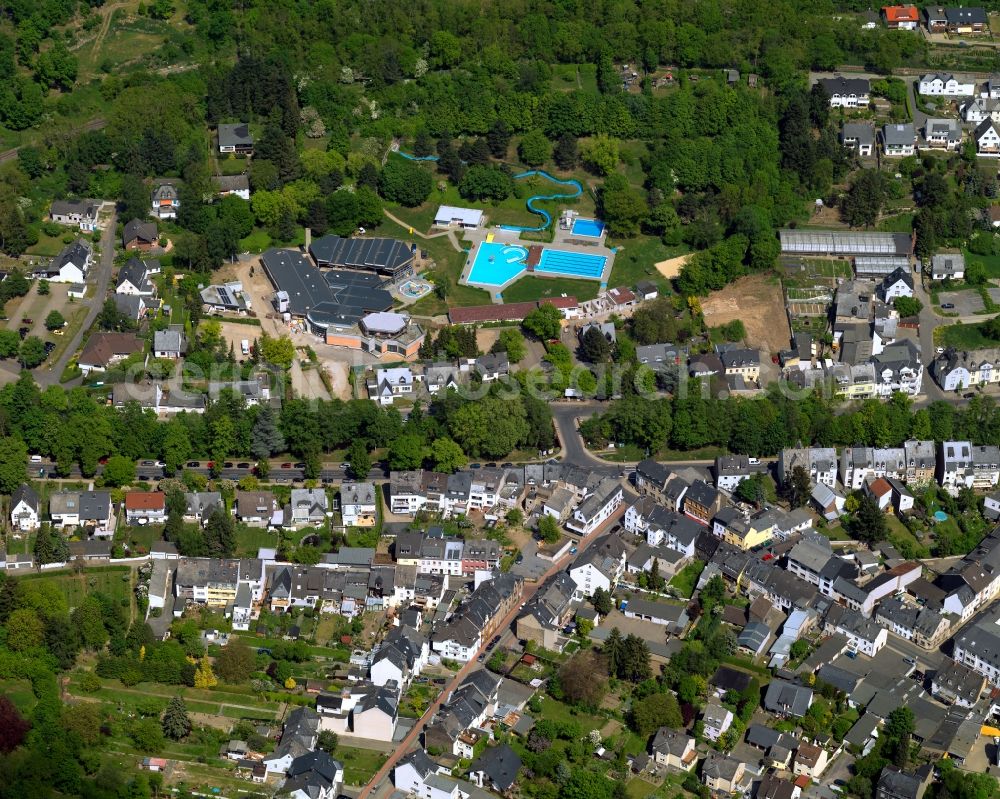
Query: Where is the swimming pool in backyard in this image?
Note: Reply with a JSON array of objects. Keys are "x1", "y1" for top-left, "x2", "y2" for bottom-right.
[
  {"x1": 571, "y1": 218, "x2": 605, "y2": 238},
  {"x1": 466, "y1": 242, "x2": 608, "y2": 287}
]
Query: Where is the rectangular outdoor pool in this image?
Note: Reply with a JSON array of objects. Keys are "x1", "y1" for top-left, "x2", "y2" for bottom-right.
[
  {"x1": 571, "y1": 218, "x2": 605, "y2": 238},
  {"x1": 536, "y1": 248, "x2": 607, "y2": 279},
  {"x1": 466, "y1": 242, "x2": 606, "y2": 287}
]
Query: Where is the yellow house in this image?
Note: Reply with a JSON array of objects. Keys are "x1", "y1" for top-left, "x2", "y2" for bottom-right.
[
  {"x1": 722, "y1": 512, "x2": 776, "y2": 551},
  {"x1": 834, "y1": 363, "x2": 876, "y2": 400}
]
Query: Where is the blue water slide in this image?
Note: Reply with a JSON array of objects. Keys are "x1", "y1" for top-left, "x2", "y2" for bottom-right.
[
  {"x1": 500, "y1": 170, "x2": 583, "y2": 233},
  {"x1": 395, "y1": 150, "x2": 439, "y2": 162}
]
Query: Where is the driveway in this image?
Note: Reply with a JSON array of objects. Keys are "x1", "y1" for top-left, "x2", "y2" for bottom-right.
[
  {"x1": 509, "y1": 538, "x2": 549, "y2": 582},
  {"x1": 937, "y1": 288, "x2": 984, "y2": 316},
  {"x1": 38, "y1": 209, "x2": 117, "y2": 387}
]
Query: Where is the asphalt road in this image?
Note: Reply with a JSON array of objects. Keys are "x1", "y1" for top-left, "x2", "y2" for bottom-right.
[{"x1": 38, "y1": 207, "x2": 117, "y2": 388}]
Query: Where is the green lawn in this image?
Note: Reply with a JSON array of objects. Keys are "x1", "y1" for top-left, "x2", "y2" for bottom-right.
[
  {"x1": 26, "y1": 229, "x2": 73, "y2": 258},
  {"x1": 339, "y1": 746, "x2": 388, "y2": 786},
  {"x1": 537, "y1": 696, "x2": 604, "y2": 733},
  {"x1": 669, "y1": 560, "x2": 706, "y2": 598},
  {"x1": 625, "y1": 778, "x2": 658, "y2": 799},
  {"x1": 0, "y1": 679, "x2": 37, "y2": 713},
  {"x1": 240, "y1": 228, "x2": 273, "y2": 254},
  {"x1": 877, "y1": 213, "x2": 914, "y2": 233},
  {"x1": 502, "y1": 275, "x2": 601, "y2": 303},
  {"x1": 607, "y1": 236, "x2": 685, "y2": 291},
  {"x1": 18, "y1": 567, "x2": 133, "y2": 612},
  {"x1": 934, "y1": 321, "x2": 1000, "y2": 349},
  {"x1": 819, "y1": 523, "x2": 852, "y2": 541},
  {"x1": 235, "y1": 525, "x2": 280, "y2": 557},
  {"x1": 964, "y1": 248, "x2": 1000, "y2": 279}
]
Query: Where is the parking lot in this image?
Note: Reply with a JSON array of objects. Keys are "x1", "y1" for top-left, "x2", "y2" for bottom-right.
[
  {"x1": 4, "y1": 282, "x2": 87, "y2": 369},
  {"x1": 937, "y1": 288, "x2": 984, "y2": 316},
  {"x1": 510, "y1": 538, "x2": 550, "y2": 582}
]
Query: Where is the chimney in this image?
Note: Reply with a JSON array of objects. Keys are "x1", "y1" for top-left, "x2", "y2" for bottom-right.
[{"x1": 304, "y1": 227, "x2": 312, "y2": 251}]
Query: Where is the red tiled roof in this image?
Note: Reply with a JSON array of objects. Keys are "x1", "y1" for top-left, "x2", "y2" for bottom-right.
[
  {"x1": 882, "y1": 5, "x2": 918, "y2": 22},
  {"x1": 125, "y1": 491, "x2": 165, "y2": 510},
  {"x1": 448, "y1": 297, "x2": 578, "y2": 324},
  {"x1": 607, "y1": 286, "x2": 635, "y2": 305},
  {"x1": 868, "y1": 477, "x2": 892, "y2": 497}
]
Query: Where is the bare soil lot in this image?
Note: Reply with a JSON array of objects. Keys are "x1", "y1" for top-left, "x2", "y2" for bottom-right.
[{"x1": 701, "y1": 274, "x2": 791, "y2": 354}]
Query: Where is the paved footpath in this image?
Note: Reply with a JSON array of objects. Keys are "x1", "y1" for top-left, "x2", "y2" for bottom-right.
[{"x1": 353, "y1": 505, "x2": 627, "y2": 799}]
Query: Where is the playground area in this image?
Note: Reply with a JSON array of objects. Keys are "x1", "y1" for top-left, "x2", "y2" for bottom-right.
[{"x1": 397, "y1": 278, "x2": 433, "y2": 300}]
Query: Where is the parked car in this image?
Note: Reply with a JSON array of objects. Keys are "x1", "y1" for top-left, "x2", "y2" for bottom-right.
[
  {"x1": 186, "y1": 461, "x2": 200, "y2": 467},
  {"x1": 941, "y1": 303, "x2": 955, "y2": 309},
  {"x1": 237, "y1": 462, "x2": 250, "y2": 469}
]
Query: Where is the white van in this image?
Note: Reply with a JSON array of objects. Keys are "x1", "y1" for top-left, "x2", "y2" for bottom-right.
[
  {"x1": 29, "y1": 454, "x2": 42, "y2": 463},
  {"x1": 241, "y1": 339, "x2": 250, "y2": 356}
]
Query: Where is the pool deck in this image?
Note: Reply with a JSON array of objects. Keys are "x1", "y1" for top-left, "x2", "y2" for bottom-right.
[{"x1": 459, "y1": 227, "x2": 615, "y2": 302}]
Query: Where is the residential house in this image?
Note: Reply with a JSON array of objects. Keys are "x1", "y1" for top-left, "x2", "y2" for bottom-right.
[
  {"x1": 778, "y1": 447, "x2": 838, "y2": 489},
  {"x1": 218, "y1": 123, "x2": 253, "y2": 155},
  {"x1": 50, "y1": 198, "x2": 100, "y2": 232},
  {"x1": 824, "y1": 602, "x2": 889, "y2": 656},
  {"x1": 368, "y1": 367, "x2": 415, "y2": 405},
  {"x1": 882, "y1": 268, "x2": 914, "y2": 300},
  {"x1": 568, "y1": 534, "x2": 626, "y2": 599},
  {"x1": 720, "y1": 348, "x2": 760, "y2": 383},
  {"x1": 882, "y1": 123, "x2": 916, "y2": 157},
  {"x1": 122, "y1": 219, "x2": 158, "y2": 251},
  {"x1": 469, "y1": 744, "x2": 521, "y2": 794},
  {"x1": 262, "y1": 707, "x2": 320, "y2": 774},
  {"x1": 882, "y1": 5, "x2": 920, "y2": 28},
  {"x1": 516, "y1": 572, "x2": 577, "y2": 651},
  {"x1": 701, "y1": 753, "x2": 747, "y2": 795},
  {"x1": 424, "y1": 362, "x2": 461, "y2": 395},
  {"x1": 904, "y1": 439, "x2": 936, "y2": 483},
  {"x1": 116, "y1": 257, "x2": 158, "y2": 298},
  {"x1": 918, "y1": 73, "x2": 975, "y2": 95},
  {"x1": 976, "y1": 119, "x2": 1000, "y2": 155},
  {"x1": 394, "y1": 750, "x2": 445, "y2": 795},
  {"x1": 938, "y1": 441, "x2": 974, "y2": 492},
  {"x1": 114, "y1": 294, "x2": 147, "y2": 322},
  {"x1": 184, "y1": 492, "x2": 222, "y2": 526},
  {"x1": 650, "y1": 728, "x2": 698, "y2": 772},
  {"x1": 49, "y1": 491, "x2": 114, "y2": 536},
  {"x1": 35, "y1": 240, "x2": 91, "y2": 284},
  {"x1": 793, "y1": 743, "x2": 829, "y2": 781},
  {"x1": 701, "y1": 702, "x2": 734, "y2": 743},
  {"x1": 875, "y1": 766, "x2": 933, "y2": 799},
  {"x1": 472, "y1": 352, "x2": 509, "y2": 382},
  {"x1": 342, "y1": 483, "x2": 377, "y2": 527},
  {"x1": 973, "y1": 444, "x2": 1000, "y2": 489},
  {"x1": 431, "y1": 574, "x2": 523, "y2": 661},
  {"x1": 236, "y1": 490, "x2": 278, "y2": 527},
  {"x1": 817, "y1": 76, "x2": 870, "y2": 108},
  {"x1": 841, "y1": 122, "x2": 876, "y2": 156},
  {"x1": 565, "y1": 477, "x2": 624, "y2": 535},
  {"x1": 715, "y1": 455, "x2": 755, "y2": 493},
  {"x1": 923, "y1": 118, "x2": 963, "y2": 150},
  {"x1": 962, "y1": 96, "x2": 1000, "y2": 124},
  {"x1": 940, "y1": 5, "x2": 988, "y2": 33},
  {"x1": 764, "y1": 680, "x2": 813, "y2": 718},
  {"x1": 290, "y1": 488, "x2": 330, "y2": 528},
  {"x1": 153, "y1": 327, "x2": 184, "y2": 359},
  {"x1": 9, "y1": 484, "x2": 39, "y2": 532},
  {"x1": 125, "y1": 491, "x2": 166, "y2": 524},
  {"x1": 280, "y1": 750, "x2": 343, "y2": 799},
  {"x1": 212, "y1": 174, "x2": 251, "y2": 201},
  {"x1": 622, "y1": 598, "x2": 689, "y2": 634},
  {"x1": 811, "y1": 483, "x2": 847, "y2": 520},
  {"x1": 390, "y1": 471, "x2": 429, "y2": 516},
  {"x1": 930, "y1": 658, "x2": 986, "y2": 707},
  {"x1": 682, "y1": 480, "x2": 723, "y2": 526},
  {"x1": 175, "y1": 557, "x2": 243, "y2": 608},
  {"x1": 931, "y1": 252, "x2": 966, "y2": 280},
  {"x1": 151, "y1": 183, "x2": 179, "y2": 219}
]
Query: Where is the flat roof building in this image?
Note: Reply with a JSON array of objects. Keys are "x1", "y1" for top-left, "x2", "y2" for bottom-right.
[{"x1": 308, "y1": 234, "x2": 415, "y2": 278}]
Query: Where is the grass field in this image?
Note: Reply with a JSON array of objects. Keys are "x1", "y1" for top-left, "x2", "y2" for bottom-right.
[
  {"x1": 625, "y1": 778, "x2": 658, "y2": 799},
  {"x1": 0, "y1": 679, "x2": 37, "y2": 713},
  {"x1": 339, "y1": 746, "x2": 388, "y2": 786},
  {"x1": 18, "y1": 566, "x2": 133, "y2": 612},
  {"x1": 965, "y1": 249, "x2": 1000, "y2": 279},
  {"x1": 669, "y1": 561, "x2": 706, "y2": 598},
  {"x1": 26, "y1": 230, "x2": 75, "y2": 258},
  {"x1": 608, "y1": 237, "x2": 685, "y2": 291},
  {"x1": 235, "y1": 525, "x2": 279, "y2": 557},
  {"x1": 934, "y1": 320, "x2": 1000, "y2": 349},
  {"x1": 502, "y1": 275, "x2": 601, "y2": 303},
  {"x1": 537, "y1": 696, "x2": 605, "y2": 733}
]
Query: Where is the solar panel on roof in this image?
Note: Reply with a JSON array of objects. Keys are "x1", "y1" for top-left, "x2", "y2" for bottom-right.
[{"x1": 217, "y1": 287, "x2": 232, "y2": 306}]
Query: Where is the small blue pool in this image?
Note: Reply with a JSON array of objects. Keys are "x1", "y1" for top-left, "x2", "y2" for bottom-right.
[
  {"x1": 571, "y1": 218, "x2": 605, "y2": 238},
  {"x1": 934, "y1": 510, "x2": 948, "y2": 522}
]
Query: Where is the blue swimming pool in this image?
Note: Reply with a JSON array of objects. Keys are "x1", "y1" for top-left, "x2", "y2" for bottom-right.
[
  {"x1": 537, "y1": 249, "x2": 607, "y2": 278},
  {"x1": 571, "y1": 218, "x2": 605, "y2": 238},
  {"x1": 467, "y1": 242, "x2": 607, "y2": 287},
  {"x1": 467, "y1": 242, "x2": 529, "y2": 285}
]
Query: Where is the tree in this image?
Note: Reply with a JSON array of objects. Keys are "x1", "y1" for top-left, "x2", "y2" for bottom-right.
[
  {"x1": 618, "y1": 634, "x2": 651, "y2": 682},
  {"x1": 557, "y1": 650, "x2": 608, "y2": 707},
  {"x1": 599, "y1": 173, "x2": 648, "y2": 236},
  {"x1": 378, "y1": 157, "x2": 432, "y2": 206},
  {"x1": 893, "y1": 296, "x2": 923, "y2": 318},
  {"x1": 259, "y1": 334, "x2": 295, "y2": 369},
  {"x1": 0, "y1": 436, "x2": 27, "y2": 493},
  {"x1": 885, "y1": 706, "x2": 914, "y2": 768},
  {"x1": 0, "y1": 696, "x2": 29, "y2": 753},
  {"x1": 251, "y1": 406, "x2": 285, "y2": 460},
  {"x1": 518, "y1": 130, "x2": 552, "y2": 166},
  {"x1": 193, "y1": 655, "x2": 218, "y2": 689},
  {"x1": 347, "y1": 440, "x2": 372, "y2": 480},
  {"x1": 592, "y1": 587, "x2": 613, "y2": 616},
  {"x1": 580, "y1": 326, "x2": 612, "y2": 363},
  {"x1": 580, "y1": 134, "x2": 620, "y2": 176},
  {"x1": 204, "y1": 506, "x2": 236, "y2": 558},
  {"x1": 630, "y1": 692, "x2": 683, "y2": 737},
  {"x1": 459, "y1": 165, "x2": 513, "y2": 201},
  {"x1": 494, "y1": 328, "x2": 526, "y2": 363},
  {"x1": 161, "y1": 696, "x2": 191, "y2": 740},
  {"x1": 848, "y1": 494, "x2": 889, "y2": 545},
  {"x1": 18, "y1": 336, "x2": 46, "y2": 368},
  {"x1": 102, "y1": 455, "x2": 136, "y2": 487},
  {"x1": 44, "y1": 310, "x2": 65, "y2": 330},
  {"x1": 487, "y1": 119, "x2": 511, "y2": 158},
  {"x1": 389, "y1": 434, "x2": 424, "y2": 470},
  {"x1": 554, "y1": 135, "x2": 578, "y2": 169},
  {"x1": 317, "y1": 730, "x2": 339, "y2": 753},
  {"x1": 786, "y1": 465, "x2": 813, "y2": 509},
  {"x1": 841, "y1": 170, "x2": 889, "y2": 228},
  {"x1": 128, "y1": 718, "x2": 165, "y2": 753},
  {"x1": 0, "y1": 328, "x2": 19, "y2": 358},
  {"x1": 119, "y1": 174, "x2": 150, "y2": 220},
  {"x1": 214, "y1": 640, "x2": 256, "y2": 684},
  {"x1": 6, "y1": 607, "x2": 44, "y2": 651},
  {"x1": 522, "y1": 304, "x2": 562, "y2": 340},
  {"x1": 538, "y1": 514, "x2": 561, "y2": 543},
  {"x1": 430, "y1": 437, "x2": 465, "y2": 473}
]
